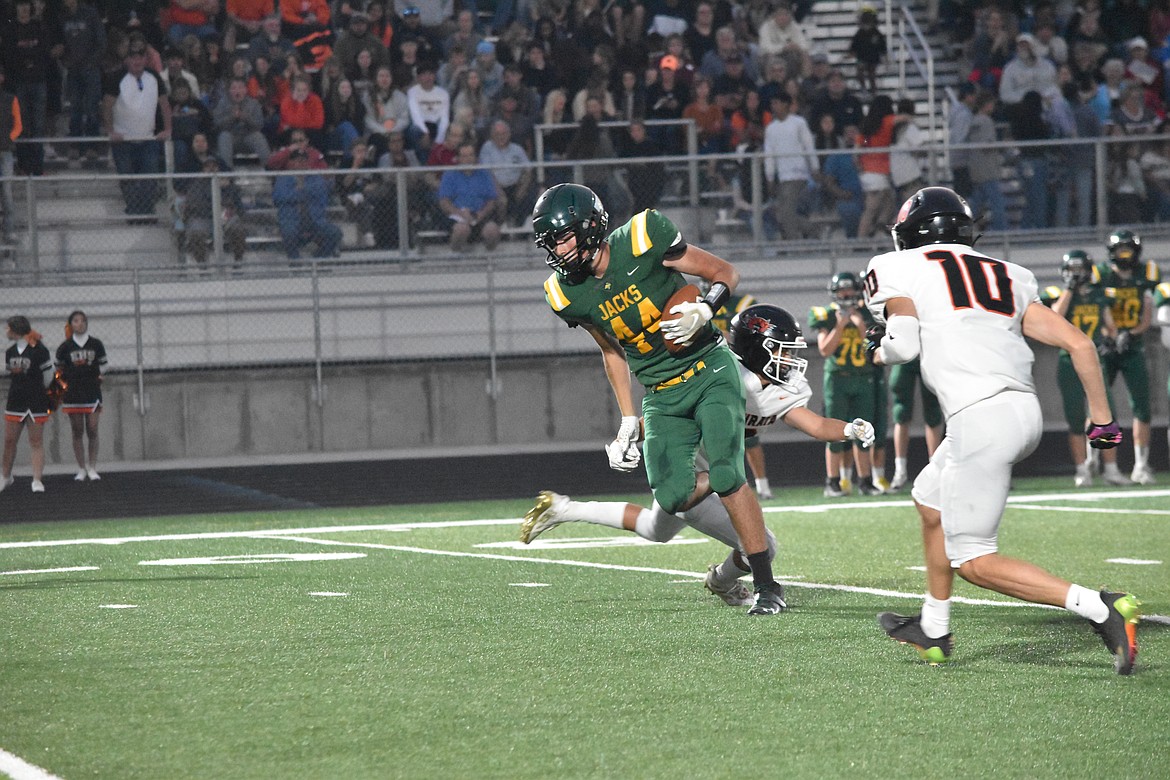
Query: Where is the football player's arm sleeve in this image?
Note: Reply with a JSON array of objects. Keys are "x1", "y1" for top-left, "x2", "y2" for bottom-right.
[
  {"x1": 584, "y1": 324, "x2": 637, "y2": 418},
  {"x1": 875, "y1": 313, "x2": 920, "y2": 365}
]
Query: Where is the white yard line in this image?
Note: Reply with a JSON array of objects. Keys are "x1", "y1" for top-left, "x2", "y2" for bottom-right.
[
  {"x1": 0, "y1": 748, "x2": 63, "y2": 780},
  {"x1": 3, "y1": 487, "x2": 1167, "y2": 550},
  {"x1": 261, "y1": 534, "x2": 1064, "y2": 611}
]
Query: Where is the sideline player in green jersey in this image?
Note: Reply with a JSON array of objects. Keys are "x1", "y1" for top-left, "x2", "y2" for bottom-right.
[
  {"x1": 532, "y1": 182, "x2": 787, "y2": 615},
  {"x1": 1041, "y1": 250, "x2": 1127, "y2": 487},
  {"x1": 808, "y1": 272, "x2": 884, "y2": 496},
  {"x1": 1097, "y1": 229, "x2": 1161, "y2": 484}
]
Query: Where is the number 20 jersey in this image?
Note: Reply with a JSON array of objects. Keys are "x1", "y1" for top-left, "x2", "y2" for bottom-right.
[{"x1": 864, "y1": 242, "x2": 1038, "y2": 420}]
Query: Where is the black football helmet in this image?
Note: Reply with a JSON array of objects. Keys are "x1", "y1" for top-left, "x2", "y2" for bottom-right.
[
  {"x1": 729, "y1": 304, "x2": 809, "y2": 388},
  {"x1": 828, "y1": 271, "x2": 862, "y2": 306},
  {"x1": 532, "y1": 183, "x2": 610, "y2": 281},
  {"x1": 1107, "y1": 229, "x2": 1141, "y2": 272},
  {"x1": 1061, "y1": 249, "x2": 1094, "y2": 287},
  {"x1": 891, "y1": 186, "x2": 975, "y2": 250}
]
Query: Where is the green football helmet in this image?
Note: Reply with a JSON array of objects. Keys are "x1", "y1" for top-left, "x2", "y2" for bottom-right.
[
  {"x1": 532, "y1": 183, "x2": 610, "y2": 279},
  {"x1": 828, "y1": 271, "x2": 861, "y2": 305},
  {"x1": 1061, "y1": 249, "x2": 1094, "y2": 287},
  {"x1": 1107, "y1": 229, "x2": 1141, "y2": 271}
]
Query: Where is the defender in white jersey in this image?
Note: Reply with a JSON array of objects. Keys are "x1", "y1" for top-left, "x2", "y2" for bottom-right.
[
  {"x1": 863, "y1": 186, "x2": 1141, "y2": 674},
  {"x1": 520, "y1": 305, "x2": 874, "y2": 609}
]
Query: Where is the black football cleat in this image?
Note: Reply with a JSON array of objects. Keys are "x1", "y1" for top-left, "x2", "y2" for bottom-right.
[
  {"x1": 878, "y1": 611, "x2": 954, "y2": 664},
  {"x1": 747, "y1": 581, "x2": 787, "y2": 615},
  {"x1": 1091, "y1": 590, "x2": 1141, "y2": 675}
]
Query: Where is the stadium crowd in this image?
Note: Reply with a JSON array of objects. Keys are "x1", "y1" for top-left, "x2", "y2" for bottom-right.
[{"x1": 3, "y1": 0, "x2": 1170, "y2": 251}]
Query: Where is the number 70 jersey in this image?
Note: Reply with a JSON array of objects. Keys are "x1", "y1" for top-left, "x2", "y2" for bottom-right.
[{"x1": 863, "y1": 242, "x2": 1039, "y2": 420}]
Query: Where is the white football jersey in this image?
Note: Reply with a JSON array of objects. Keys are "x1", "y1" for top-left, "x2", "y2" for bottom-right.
[
  {"x1": 864, "y1": 242, "x2": 1038, "y2": 419},
  {"x1": 739, "y1": 363, "x2": 813, "y2": 430}
]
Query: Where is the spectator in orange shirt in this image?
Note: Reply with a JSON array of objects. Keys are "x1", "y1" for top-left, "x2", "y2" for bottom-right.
[
  {"x1": 224, "y1": 0, "x2": 275, "y2": 51},
  {"x1": 280, "y1": 74, "x2": 325, "y2": 148},
  {"x1": 280, "y1": 0, "x2": 330, "y2": 40},
  {"x1": 166, "y1": 0, "x2": 220, "y2": 45},
  {"x1": 856, "y1": 94, "x2": 907, "y2": 238}
]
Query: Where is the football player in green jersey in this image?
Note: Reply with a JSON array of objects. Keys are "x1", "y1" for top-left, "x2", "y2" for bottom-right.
[
  {"x1": 808, "y1": 271, "x2": 884, "y2": 496},
  {"x1": 533, "y1": 182, "x2": 787, "y2": 615},
  {"x1": 1041, "y1": 250, "x2": 1127, "y2": 487},
  {"x1": 1097, "y1": 230, "x2": 1162, "y2": 484}
]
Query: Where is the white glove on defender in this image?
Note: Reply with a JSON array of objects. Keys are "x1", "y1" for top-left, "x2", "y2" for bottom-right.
[
  {"x1": 661, "y1": 301, "x2": 714, "y2": 346},
  {"x1": 605, "y1": 416, "x2": 642, "y2": 472},
  {"x1": 843, "y1": 418, "x2": 875, "y2": 448}
]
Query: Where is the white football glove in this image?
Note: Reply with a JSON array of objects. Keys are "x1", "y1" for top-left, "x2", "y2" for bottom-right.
[
  {"x1": 661, "y1": 300, "x2": 714, "y2": 346},
  {"x1": 605, "y1": 416, "x2": 642, "y2": 472},
  {"x1": 843, "y1": 418, "x2": 875, "y2": 448}
]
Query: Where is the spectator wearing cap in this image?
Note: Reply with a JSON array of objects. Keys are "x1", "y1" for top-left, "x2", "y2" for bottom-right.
[
  {"x1": 757, "y1": 3, "x2": 810, "y2": 74},
  {"x1": 763, "y1": 91, "x2": 817, "y2": 240},
  {"x1": 646, "y1": 56, "x2": 690, "y2": 154},
  {"x1": 394, "y1": 4, "x2": 442, "y2": 62},
  {"x1": 334, "y1": 11, "x2": 392, "y2": 75},
  {"x1": 406, "y1": 61, "x2": 450, "y2": 154},
  {"x1": 999, "y1": 32, "x2": 1058, "y2": 108},
  {"x1": 1123, "y1": 37, "x2": 1164, "y2": 113},
  {"x1": 443, "y1": 9, "x2": 482, "y2": 59},
  {"x1": 394, "y1": 0, "x2": 452, "y2": 32},
  {"x1": 224, "y1": 0, "x2": 275, "y2": 51},
  {"x1": 166, "y1": 0, "x2": 220, "y2": 45},
  {"x1": 4, "y1": 0, "x2": 51, "y2": 177},
  {"x1": 473, "y1": 40, "x2": 504, "y2": 101},
  {"x1": 847, "y1": 7, "x2": 886, "y2": 96},
  {"x1": 101, "y1": 39, "x2": 172, "y2": 220},
  {"x1": 807, "y1": 69, "x2": 864, "y2": 137},
  {"x1": 713, "y1": 53, "x2": 756, "y2": 99},
  {"x1": 54, "y1": 0, "x2": 106, "y2": 158}
]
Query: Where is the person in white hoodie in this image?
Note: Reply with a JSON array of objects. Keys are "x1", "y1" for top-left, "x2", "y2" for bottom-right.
[{"x1": 998, "y1": 33, "x2": 1058, "y2": 108}]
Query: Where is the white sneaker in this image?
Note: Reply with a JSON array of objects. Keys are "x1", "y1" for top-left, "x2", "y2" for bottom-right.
[
  {"x1": 519, "y1": 490, "x2": 570, "y2": 544},
  {"x1": 1074, "y1": 467, "x2": 1093, "y2": 488},
  {"x1": 0, "y1": 475, "x2": 12, "y2": 493},
  {"x1": 1130, "y1": 465, "x2": 1156, "y2": 485},
  {"x1": 31, "y1": 480, "x2": 45, "y2": 493},
  {"x1": 703, "y1": 563, "x2": 754, "y2": 606},
  {"x1": 75, "y1": 469, "x2": 88, "y2": 481},
  {"x1": 1103, "y1": 468, "x2": 1132, "y2": 486},
  {"x1": 890, "y1": 472, "x2": 908, "y2": 491},
  {"x1": 86, "y1": 467, "x2": 101, "y2": 481}
]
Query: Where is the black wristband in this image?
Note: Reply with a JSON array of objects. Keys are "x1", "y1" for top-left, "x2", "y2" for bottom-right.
[{"x1": 702, "y1": 281, "x2": 731, "y2": 314}]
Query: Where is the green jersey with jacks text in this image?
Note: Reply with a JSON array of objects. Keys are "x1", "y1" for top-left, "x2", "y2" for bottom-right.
[
  {"x1": 1040, "y1": 277, "x2": 1112, "y2": 356},
  {"x1": 1096, "y1": 260, "x2": 1162, "y2": 331},
  {"x1": 807, "y1": 302, "x2": 878, "y2": 377},
  {"x1": 543, "y1": 209, "x2": 721, "y2": 387}
]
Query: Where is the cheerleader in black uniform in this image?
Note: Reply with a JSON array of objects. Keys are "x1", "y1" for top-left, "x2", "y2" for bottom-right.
[
  {"x1": 57, "y1": 311, "x2": 108, "y2": 481},
  {"x1": 3, "y1": 316, "x2": 54, "y2": 494}
]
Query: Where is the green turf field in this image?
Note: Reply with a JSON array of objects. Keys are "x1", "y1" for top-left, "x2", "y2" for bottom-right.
[{"x1": 1, "y1": 477, "x2": 1167, "y2": 779}]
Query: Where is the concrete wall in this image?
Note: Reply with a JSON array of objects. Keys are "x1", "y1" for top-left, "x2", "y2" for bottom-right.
[{"x1": 35, "y1": 338, "x2": 1170, "y2": 468}]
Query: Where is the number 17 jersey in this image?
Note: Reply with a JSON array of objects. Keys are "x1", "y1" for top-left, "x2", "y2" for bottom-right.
[{"x1": 864, "y1": 242, "x2": 1038, "y2": 420}]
